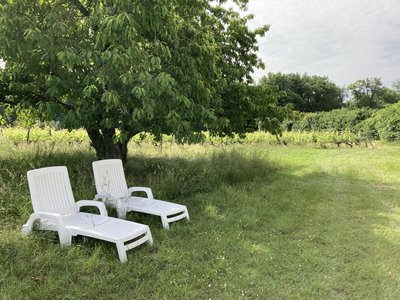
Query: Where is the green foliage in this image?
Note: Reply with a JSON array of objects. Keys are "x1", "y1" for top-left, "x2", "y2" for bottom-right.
[
  {"x1": 247, "y1": 130, "x2": 366, "y2": 148},
  {"x1": 281, "y1": 100, "x2": 400, "y2": 144},
  {"x1": 13, "y1": 106, "x2": 37, "y2": 129},
  {"x1": 367, "y1": 102, "x2": 400, "y2": 141},
  {"x1": 0, "y1": 103, "x2": 16, "y2": 125},
  {"x1": 252, "y1": 84, "x2": 293, "y2": 136},
  {"x1": 1, "y1": 127, "x2": 376, "y2": 151},
  {"x1": 0, "y1": 0, "x2": 270, "y2": 161},
  {"x1": 288, "y1": 108, "x2": 375, "y2": 132},
  {"x1": 347, "y1": 77, "x2": 400, "y2": 109},
  {"x1": 2, "y1": 127, "x2": 89, "y2": 146},
  {"x1": 392, "y1": 79, "x2": 400, "y2": 94},
  {"x1": 259, "y1": 72, "x2": 344, "y2": 112}
]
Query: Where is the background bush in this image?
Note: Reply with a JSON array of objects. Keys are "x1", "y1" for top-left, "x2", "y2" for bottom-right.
[
  {"x1": 367, "y1": 102, "x2": 400, "y2": 142},
  {"x1": 287, "y1": 108, "x2": 375, "y2": 132}
]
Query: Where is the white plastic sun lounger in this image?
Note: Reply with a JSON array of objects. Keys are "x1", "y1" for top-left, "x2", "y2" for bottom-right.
[
  {"x1": 21, "y1": 166, "x2": 153, "y2": 263},
  {"x1": 92, "y1": 159, "x2": 189, "y2": 229}
]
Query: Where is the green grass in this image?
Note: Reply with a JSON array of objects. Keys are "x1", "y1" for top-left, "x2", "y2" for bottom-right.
[{"x1": 1, "y1": 134, "x2": 400, "y2": 298}]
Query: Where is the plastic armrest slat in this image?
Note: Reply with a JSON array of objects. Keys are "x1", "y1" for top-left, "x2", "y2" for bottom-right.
[
  {"x1": 76, "y1": 200, "x2": 108, "y2": 216},
  {"x1": 128, "y1": 186, "x2": 154, "y2": 199}
]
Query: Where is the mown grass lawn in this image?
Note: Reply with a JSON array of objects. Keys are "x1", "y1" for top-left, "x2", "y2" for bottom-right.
[{"x1": 1, "y1": 139, "x2": 400, "y2": 299}]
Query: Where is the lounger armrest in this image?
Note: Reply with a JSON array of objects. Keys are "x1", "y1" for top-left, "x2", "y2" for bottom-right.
[
  {"x1": 128, "y1": 186, "x2": 154, "y2": 199},
  {"x1": 34, "y1": 212, "x2": 66, "y2": 226},
  {"x1": 76, "y1": 200, "x2": 108, "y2": 216},
  {"x1": 21, "y1": 212, "x2": 73, "y2": 247},
  {"x1": 22, "y1": 212, "x2": 66, "y2": 234}
]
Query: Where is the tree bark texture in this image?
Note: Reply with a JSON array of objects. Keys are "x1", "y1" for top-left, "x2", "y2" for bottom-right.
[{"x1": 87, "y1": 128, "x2": 129, "y2": 163}]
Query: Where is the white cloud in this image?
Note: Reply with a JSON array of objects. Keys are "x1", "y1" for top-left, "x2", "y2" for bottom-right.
[{"x1": 240, "y1": 0, "x2": 400, "y2": 86}]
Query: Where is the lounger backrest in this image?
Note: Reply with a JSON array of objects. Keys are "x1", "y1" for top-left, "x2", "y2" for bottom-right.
[
  {"x1": 92, "y1": 159, "x2": 129, "y2": 198},
  {"x1": 27, "y1": 166, "x2": 77, "y2": 215}
]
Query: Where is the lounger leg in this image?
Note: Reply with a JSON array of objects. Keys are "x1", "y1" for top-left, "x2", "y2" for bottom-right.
[
  {"x1": 21, "y1": 215, "x2": 39, "y2": 236},
  {"x1": 161, "y1": 216, "x2": 170, "y2": 230},
  {"x1": 147, "y1": 230, "x2": 154, "y2": 245},
  {"x1": 185, "y1": 208, "x2": 190, "y2": 220},
  {"x1": 116, "y1": 243, "x2": 128, "y2": 263},
  {"x1": 117, "y1": 208, "x2": 127, "y2": 220},
  {"x1": 21, "y1": 214, "x2": 72, "y2": 247},
  {"x1": 58, "y1": 233, "x2": 72, "y2": 247}
]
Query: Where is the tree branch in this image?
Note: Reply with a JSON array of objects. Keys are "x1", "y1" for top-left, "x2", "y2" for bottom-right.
[
  {"x1": 70, "y1": 0, "x2": 90, "y2": 17},
  {"x1": 31, "y1": 93, "x2": 76, "y2": 110},
  {"x1": 1, "y1": 93, "x2": 76, "y2": 111},
  {"x1": 0, "y1": 97, "x2": 15, "y2": 105}
]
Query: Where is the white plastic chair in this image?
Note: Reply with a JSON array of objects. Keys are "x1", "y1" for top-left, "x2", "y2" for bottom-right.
[
  {"x1": 21, "y1": 166, "x2": 153, "y2": 263},
  {"x1": 92, "y1": 159, "x2": 189, "y2": 229}
]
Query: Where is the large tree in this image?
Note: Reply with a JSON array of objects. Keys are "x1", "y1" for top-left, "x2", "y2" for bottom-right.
[
  {"x1": 259, "y1": 72, "x2": 344, "y2": 112},
  {"x1": 0, "y1": 0, "x2": 268, "y2": 161},
  {"x1": 347, "y1": 77, "x2": 400, "y2": 109}
]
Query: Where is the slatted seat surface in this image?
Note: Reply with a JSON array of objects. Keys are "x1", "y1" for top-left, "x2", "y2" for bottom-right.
[{"x1": 128, "y1": 197, "x2": 187, "y2": 215}]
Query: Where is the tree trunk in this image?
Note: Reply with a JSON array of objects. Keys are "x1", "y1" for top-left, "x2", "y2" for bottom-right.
[
  {"x1": 275, "y1": 133, "x2": 281, "y2": 145},
  {"x1": 87, "y1": 128, "x2": 131, "y2": 163},
  {"x1": 26, "y1": 126, "x2": 31, "y2": 144}
]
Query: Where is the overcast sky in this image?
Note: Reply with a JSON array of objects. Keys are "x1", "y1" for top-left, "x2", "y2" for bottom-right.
[{"x1": 237, "y1": 0, "x2": 400, "y2": 87}]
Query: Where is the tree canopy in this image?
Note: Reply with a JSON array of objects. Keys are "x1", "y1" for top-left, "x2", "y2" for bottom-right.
[
  {"x1": 258, "y1": 72, "x2": 344, "y2": 112},
  {"x1": 0, "y1": 0, "x2": 269, "y2": 161},
  {"x1": 347, "y1": 78, "x2": 400, "y2": 109}
]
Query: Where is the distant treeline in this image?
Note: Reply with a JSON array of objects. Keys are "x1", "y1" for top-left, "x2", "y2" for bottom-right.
[
  {"x1": 258, "y1": 73, "x2": 400, "y2": 143},
  {"x1": 259, "y1": 73, "x2": 400, "y2": 113}
]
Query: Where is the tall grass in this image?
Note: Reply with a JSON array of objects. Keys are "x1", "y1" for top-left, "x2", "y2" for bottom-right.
[
  {"x1": 126, "y1": 149, "x2": 274, "y2": 200},
  {"x1": 0, "y1": 134, "x2": 275, "y2": 225}
]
